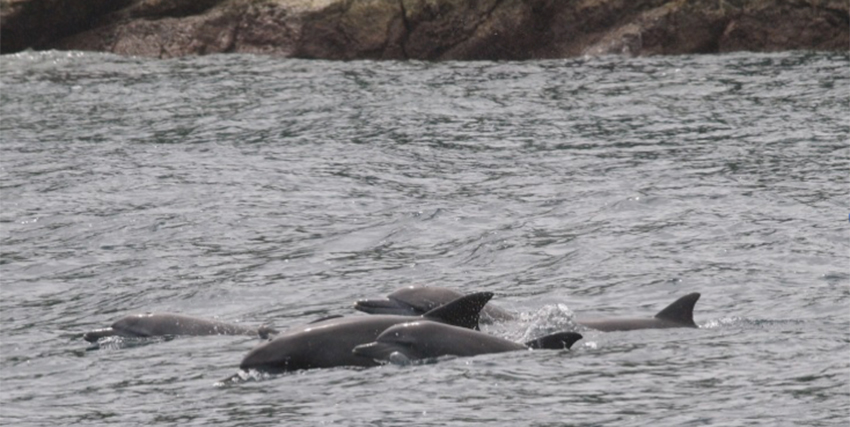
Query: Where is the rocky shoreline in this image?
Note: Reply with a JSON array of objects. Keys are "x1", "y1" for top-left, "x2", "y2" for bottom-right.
[{"x1": 1, "y1": 0, "x2": 848, "y2": 59}]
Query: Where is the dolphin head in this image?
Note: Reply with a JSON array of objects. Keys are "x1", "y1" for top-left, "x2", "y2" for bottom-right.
[
  {"x1": 353, "y1": 297, "x2": 422, "y2": 316},
  {"x1": 351, "y1": 321, "x2": 439, "y2": 363},
  {"x1": 83, "y1": 327, "x2": 117, "y2": 343},
  {"x1": 257, "y1": 325, "x2": 279, "y2": 339},
  {"x1": 240, "y1": 338, "x2": 297, "y2": 372},
  {"x1": 353, "y1": 341, "x2": 420, "y2": 365},
  {"x1": 111, "y1": 313, "x2": 157, "y2": 338},
  {"x1": 354, "y1": 286, "x2": 464, "y2": 316},
  {"x1": 352, "y1": 338, "x2": 424, "y2": 365}
]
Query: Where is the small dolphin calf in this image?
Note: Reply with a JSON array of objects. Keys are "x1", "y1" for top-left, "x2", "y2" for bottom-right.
[
  {"x1": 239, "y1": 292, "x2": 493, "y2": 373},
  {"x1": 83, "y1": 313, "x2": 277, "y2": 343},
  {"x1": 353, "y1": 320, "x2": 583, "y2": 364},
  {"x1": 576, "y1": 293, "x2": 701, "y2": 332},
  {"x1": 354, "y1": 286, "x2": 515, "y2": 323}
]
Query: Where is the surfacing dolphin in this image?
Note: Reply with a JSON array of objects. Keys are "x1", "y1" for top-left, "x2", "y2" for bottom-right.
[
  {"x1": 353, "y1": 320, "x2": 583, "y2": 364},
  {"x1": 354, "y1": 286, "x2": 515, "y2": 323},
  {"x1": 356, "y1": 287, "x2": 700, "y2": 332},
  {"x1": 576, "y1": 292, "x2": 701, "y2": 332},
  {"x1": 239, "y1": 292, "x2": 493, "y2": 373},
  {"x1": 83, "y1": 313, "x2": 278, "y2": 343}
]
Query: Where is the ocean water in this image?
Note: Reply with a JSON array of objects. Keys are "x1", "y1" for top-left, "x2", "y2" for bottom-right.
[{"x1": 0, "y1": 50, "x2": 848, "y2": 426}]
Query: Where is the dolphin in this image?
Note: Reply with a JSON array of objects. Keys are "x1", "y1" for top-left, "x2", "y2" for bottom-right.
[
  {"x1": 83, "y1": 313, "x2": 278, "y2": 343},
  {"x1": 354, "y1": 286, "x2": 515, "y2": 323},
  {"x1": 576, "y1": 292, "x2": 701, "y2": 332},
  {"x1": 352, "y1": 320, "x2": 583, "y2": 364},
  {"x1": 239, "y1": 292, "x2": 493, "y2": 373}
]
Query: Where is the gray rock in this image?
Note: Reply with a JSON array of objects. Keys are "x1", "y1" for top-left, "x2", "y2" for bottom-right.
[{"x1": 1, "y1": 0, "x2": 847, "y2": 59}]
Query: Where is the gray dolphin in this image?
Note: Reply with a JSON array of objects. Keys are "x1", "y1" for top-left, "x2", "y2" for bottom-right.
[
  {"x1": 353, "y1": 320, "x2": 583, "y2": 364},
  {"x1": 354, "y1": 286, "x2": 515, "y2": 323},
  {"x1": 83, "y1": 313, "x2": 278, "y2": 343},
  {"x1": 239, "y1": 292, "x2": 493, "y2": 373},
  {"x1": 576, "y1": 292, "x2": 701, "y2": 332}
]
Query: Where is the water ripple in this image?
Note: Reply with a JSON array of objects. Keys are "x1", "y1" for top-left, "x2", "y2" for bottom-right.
[{"x1": 1, "y1": 50, "x2": 848, "y2": 427}]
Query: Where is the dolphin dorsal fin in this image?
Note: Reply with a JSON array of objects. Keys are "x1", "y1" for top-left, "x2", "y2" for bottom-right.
[
  {"x1": 422, "y1": 292, "x2": 493, "y2": 330},
  {"x1": 654, "y1": 292, "x2": 700, "y2": 327},
  {"x1": 525, "y1": 332, "x2": 583, "y2": 350}
]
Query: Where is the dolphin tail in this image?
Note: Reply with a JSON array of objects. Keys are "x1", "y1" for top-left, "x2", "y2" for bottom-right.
[
  {"x1": 422, "y1": 292, "x2": 494, "y2": 330},
  {"x1": 653, "y1": 292, "x2": 700, "y2": 327},
  {"x1": 525, "y1": 332, "x2": 583, "y2": 350}
]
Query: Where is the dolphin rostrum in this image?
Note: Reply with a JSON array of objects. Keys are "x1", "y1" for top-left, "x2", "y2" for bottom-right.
[
  {"x1": 576, "y1": 293, "x2": 701, "y2": 332},
  {"x1": 239, "y1": 292, "x2": 493, "y2": 373},
  {"x1": 354, "y1": 286, "x2": 515, "y2": 323},
  {"x1": 353, "y1": 320, "x2": 583, "y2": 364},
  {"x1": 83, "y1": 313, "x2": 278, "y2": 343}
]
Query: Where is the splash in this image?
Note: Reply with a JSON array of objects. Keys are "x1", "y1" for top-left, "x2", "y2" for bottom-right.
[
  {"x1": 85, "y1": 335, "x2": 173, "y2": 351},
  {"x1": 517, "y1": 303, "x2": 581, "y2": 344}
]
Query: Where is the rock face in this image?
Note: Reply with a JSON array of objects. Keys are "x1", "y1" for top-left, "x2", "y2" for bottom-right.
[{"x1": 1, "y1": 0, "x2": 847, "y2": 59}]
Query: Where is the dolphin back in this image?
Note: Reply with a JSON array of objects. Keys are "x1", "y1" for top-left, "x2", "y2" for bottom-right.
[{"x1": 84, "y1": 313, "x2": 273, "y2": 343}]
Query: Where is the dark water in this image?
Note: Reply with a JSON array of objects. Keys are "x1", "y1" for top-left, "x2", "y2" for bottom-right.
[{"x1": 1, "y1": 50, "x2": 848, "y2": 426}]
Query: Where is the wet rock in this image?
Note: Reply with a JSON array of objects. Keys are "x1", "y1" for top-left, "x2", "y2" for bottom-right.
[
  {"x1": 1, "y1": 0, "x2": 847, "y2": 59},
  {"x1": 718, "y1": 0, "x2": 849, "y2": 52}
]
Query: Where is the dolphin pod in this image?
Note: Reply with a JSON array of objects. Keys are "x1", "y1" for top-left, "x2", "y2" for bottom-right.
[
  {"x1": 82, "y1": 313, "x2": 278, "y2": 343},
  {"x1": 354, "y1": 285, "x2": 516, "y2": 323},
  {"x1": 84, "y1": 288, "x2": 704, "y2": 377},
  {"x1": 239, "y1": 292, "x2": 494, "y2": 373},
  {"x1": 356, "y1": 286, "x2": 700, "y2": 332},
  {"x1": 353, "y1": 320, "x2": 583, "y2": 364}
]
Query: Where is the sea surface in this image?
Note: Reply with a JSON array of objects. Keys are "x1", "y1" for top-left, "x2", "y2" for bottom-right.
[{"x1": 1, "y1": 50, "x2": 848, "y2": 426}]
